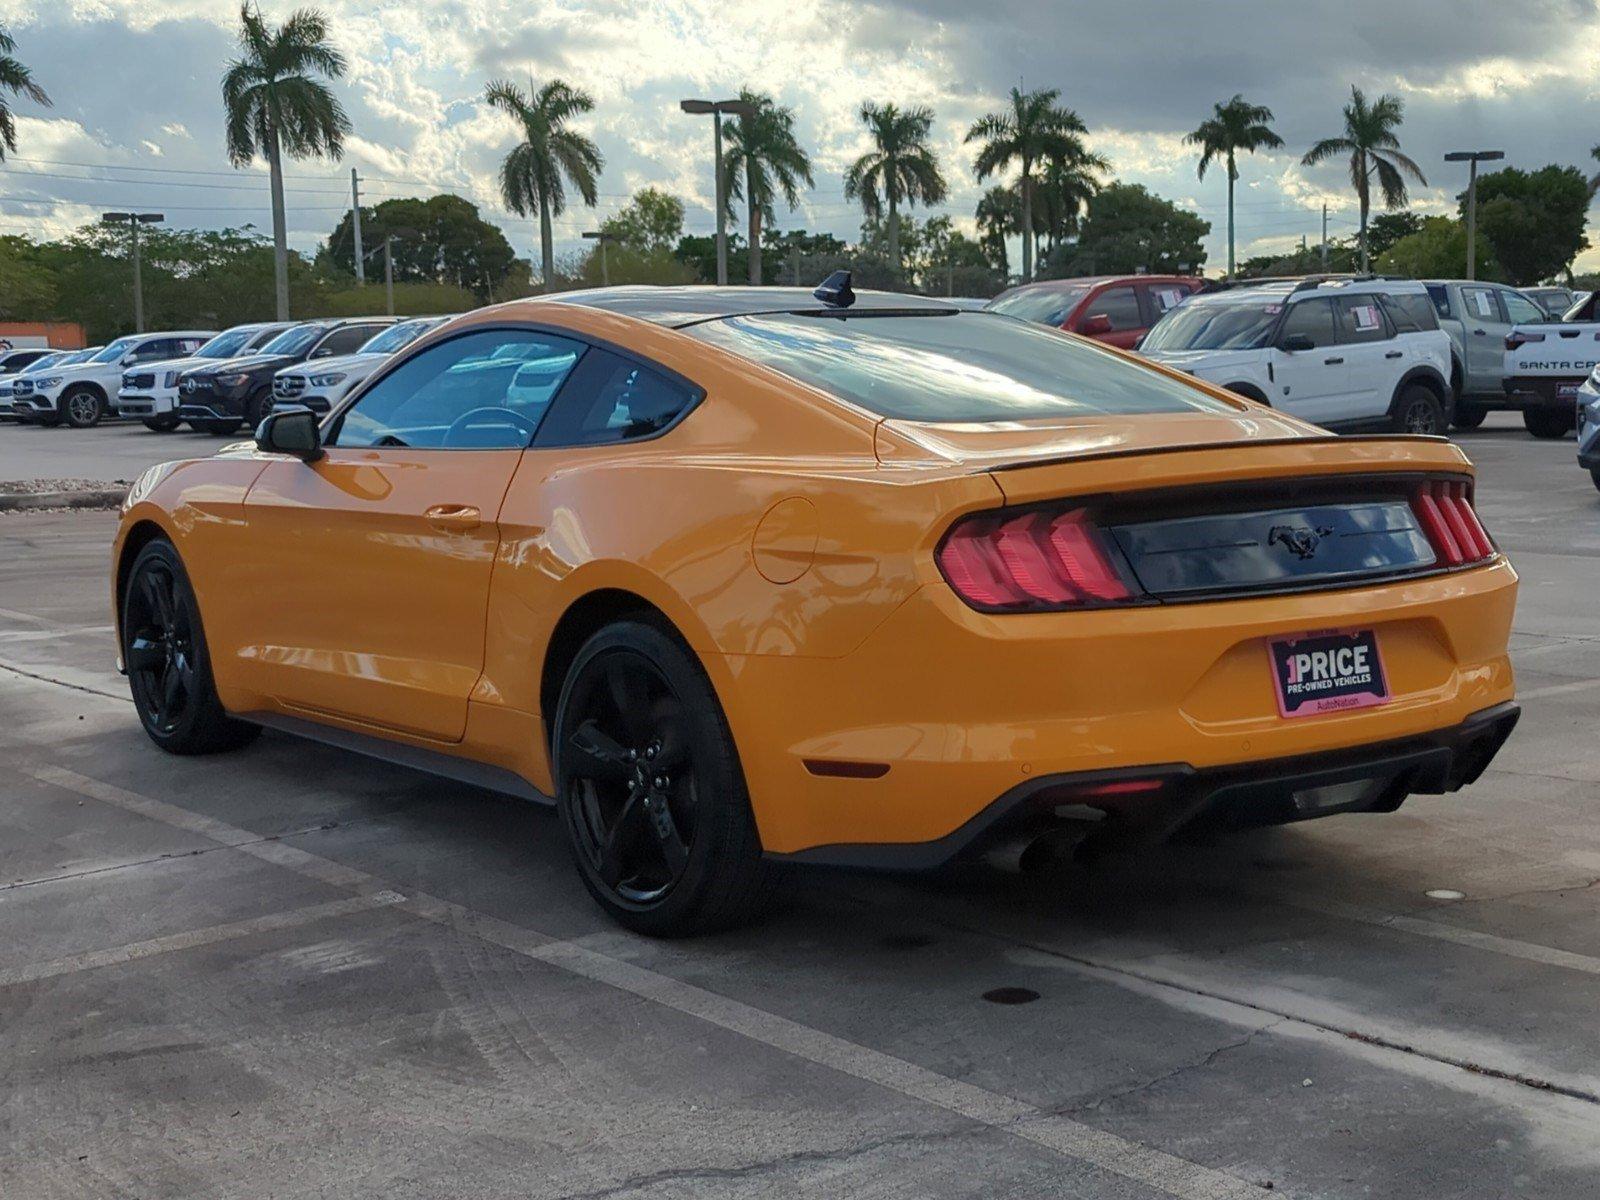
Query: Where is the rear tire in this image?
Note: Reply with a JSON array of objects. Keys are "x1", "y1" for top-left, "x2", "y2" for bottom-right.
[
  {"x1": 62, "y1": 386, "x2": 104, "y2": 429},
  {"x1": 143, "y1": 414, "x2": 181, "y2": 433},
  {"x1": 1451, "y1": 404, "x2": 1487, "y2": 430},
  {"x1": 1524, "y1": 408, "x2": 1575, "y2": 439},
  {"x1": 1392, "y1": 384, "x2": 1445, "y2": 435},
  {"x1": 552, "y1": 619, "x2": 775, "y2": 937},
  {"x1": 122, "y1": 539, "x2": 260, "y2": 756},
  {"x1": 244, "y1": 389, "x2": 274, "y2": 433},
  {"x1": 1591, "y1": 468, "x2": 1600, "y2": 494}
]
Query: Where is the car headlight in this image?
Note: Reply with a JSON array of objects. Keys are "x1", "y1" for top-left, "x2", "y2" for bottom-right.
[
  {"x1": 164, "y1": 370, "x2": 181, "y2": 388},
  {"x1": 308, "y1": 372, "x2": 346, "y2": 388},
  {"x1": 214, "y1": 372, "x2": 252, "y2": 388},
  {"x1": 32, "y1": 376, "x2": 61, "y2": 388}
]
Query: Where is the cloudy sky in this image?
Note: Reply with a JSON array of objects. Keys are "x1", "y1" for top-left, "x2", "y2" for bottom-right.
[{"x1": 2, "y1": 0, "x2": 1599, "y2": 275}]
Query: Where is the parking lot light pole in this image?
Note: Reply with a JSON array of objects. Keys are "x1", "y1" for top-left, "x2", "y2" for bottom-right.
[
  {"x1": 1444, "y1": 150, "x2": 1504, "y2": 282},
  {"x1": 679, "y1": 98, "x2": 756, "y2": 286},
  {"x1": 101, "y1": 212, "x2": 164, "y2": 333},
  {"x1": 582, "y1": 230, "x2": 618, "y2": 286}
]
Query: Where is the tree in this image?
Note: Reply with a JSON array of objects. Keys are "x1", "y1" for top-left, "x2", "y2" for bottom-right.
[
  {"x1": 1376, "y1": 216, "x2": 1498, "y2": 280},
  {"x1": 843, "y1": 102, "x2": 947, "y2": 279},
  {"x1": 601, "y1": 187, "x2": 685, "y2": 253},
  {"x1": 1588, "y1": 144, "x2": 1600, "y2": 199},
  {"x1": 485, "y1": 76, "x2": 603, "y2": 292},
  {"x1": 720, "y1": 90, "x2": 813, "y2": 285},
  {"x1": 1365, "y1": 210, "x2": 1424, "y2": 258},
  {"x1": 1468, "y1": 165, "x2": 1590, "y2": 285},
  {"x1": 1052, "y1": 182, "x2": 1209, "y2": 277},
  {"x1": 975, "y1": 185, "x2": 1019, "y2": 276},
  {"x1": 322, "y1": 194, "x2": 518, "y2": 300},
  {"x1": 967, "y1": 87, "x2": 1102, "y2": 283},
  {"x1": 1184, "y1": 95, "x2": 1282, "y2": 277},
  {"x1": 0, "y1": 23, "x2": 49, "y2": 160},
  {"x1": 222, "y1": 4, "x2": 351, "y2": 320},
  {"x1": 759, "y1": 227, "x2": 849, "y2": 287},
  {"x1": 1301, "y1": 86, "x2": 1426, "y2": 272}
]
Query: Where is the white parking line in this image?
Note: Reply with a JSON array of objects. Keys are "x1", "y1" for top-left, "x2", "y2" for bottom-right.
[{"x1": 23, "y1": 763, "x2": 1270, "y2": 1200}]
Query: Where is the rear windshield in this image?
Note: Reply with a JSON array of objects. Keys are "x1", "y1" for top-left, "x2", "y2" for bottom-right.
[
  {"x1": 987, "y1": 285, "x2": 1091, "y2": 326},
  {"x1": 685, "y1": 311, "x2": 1235, "y2": 422},
  {"x1": 1140, "y1": 298, "x2": 1282, "y2": 352}
]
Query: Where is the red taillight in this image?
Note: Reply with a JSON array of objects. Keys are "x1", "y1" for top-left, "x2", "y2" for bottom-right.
[
  {"x1": 1413, "y1": 479, "x2": 1494, "y2": 567},
  {"x1": 938, "y1": 507, "x2": 1133, "y2": 611}
]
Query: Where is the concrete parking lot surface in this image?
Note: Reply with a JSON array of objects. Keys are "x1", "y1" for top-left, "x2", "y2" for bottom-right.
[
  {"x1": 2, "y1": 416, "x2": 1597, "y2": 1198},
  {"x1": 0, "y1": 418, "x2": 234, "y2": 486}
]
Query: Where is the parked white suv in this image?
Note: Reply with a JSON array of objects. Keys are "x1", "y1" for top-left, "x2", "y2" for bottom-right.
[
  {"x1": 270, "y1": 315, "x2": 449, "y2": 416},
  {"x1": 117, "y1": 322, "x2": 292, "y2": 431},
  {"x1": 13, "y1": 330, "x2": 215, "y2": 428},
  {"x1": 1140, "y1": 278, "x2": 1454, "y2": 433}
]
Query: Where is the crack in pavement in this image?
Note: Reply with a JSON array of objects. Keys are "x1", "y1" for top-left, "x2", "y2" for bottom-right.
[{"x1": 1066, "y1": 1021, "x2": 1288, "y2": 1117}]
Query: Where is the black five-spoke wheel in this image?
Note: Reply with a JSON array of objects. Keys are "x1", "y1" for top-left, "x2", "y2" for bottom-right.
[{"x1": 553, "y1": 620, "x2": 774, "y2": 936}]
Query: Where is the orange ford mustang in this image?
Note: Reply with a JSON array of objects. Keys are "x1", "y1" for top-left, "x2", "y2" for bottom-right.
[{"x1": 112, "y1": 284, "x2": 1519, "y2": 935}]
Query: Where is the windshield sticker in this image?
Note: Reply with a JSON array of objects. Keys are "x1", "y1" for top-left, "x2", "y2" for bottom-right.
[
  {"x1": 1263, "y1": 304, "x2": 1283, "y2": 314},
  {"x1": 1353, "y1": 304, "x2": 1380, "y2": 330},
  {"x1": 1154, "y1": 287, "x2": 1186, "y2": 312}
]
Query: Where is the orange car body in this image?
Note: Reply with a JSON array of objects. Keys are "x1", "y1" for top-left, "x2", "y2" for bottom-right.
[{"x1": 113, "y1": 293, "x2": 1518, "y2": 861}]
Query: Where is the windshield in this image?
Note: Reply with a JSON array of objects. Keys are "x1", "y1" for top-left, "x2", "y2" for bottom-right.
[
  {"x1": 259, "y1": 325, "x2": 326, "y2": 357},
  {"x1": 686, "y1": 311, "x2": 1234, "y2": 422},
  {"x1": 193, "y1": 329, "x2": 256, "y2": 359},
  {"x1": 92, "y1": 337, "x2": 137, "y2": 363},
  {"x1": 360, "y1": 318, "x2": 441, "y2": 355},
  {"x1": 21, "y1": 352, "x2": 65, "y2": 373},
  {"x1": 988, "y1": 285, "x2": 1091, "y2": 326},
  {"x1": 1140, "y1": 298, "x2": 1282, "y2": 352}
]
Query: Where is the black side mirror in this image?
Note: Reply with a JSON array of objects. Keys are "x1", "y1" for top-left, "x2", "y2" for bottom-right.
[
  {"x1": 256, "y1": 406, "x2": 323, "y2": 461},
  {"x1": 1281, "y1": 334, "x2": 1315, "y2": 352}
]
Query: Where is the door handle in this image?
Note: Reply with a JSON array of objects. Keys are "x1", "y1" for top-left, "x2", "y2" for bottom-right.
[
  {"x1": 1472, "y1": 328, "x2": 1487, "y2": 336},
  {"x1": 1323, "y1": 356, "x2": 1344, "y2": 365},
  {"x1": 425, "y1": 504, "x2": 482, "y2": 531},
  {"x1": 1385, "y1": 350, "x2": 1403, "y2": 359}
]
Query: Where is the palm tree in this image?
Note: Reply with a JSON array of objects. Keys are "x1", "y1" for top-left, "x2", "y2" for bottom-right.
[
  {"x1": 1185, "y1": 95, "x2": 1283, "y2": 277},
  {"x1": 1033, "y1": 146, "x2": 1107, "y2": 266},
  {"x1": 486, "y1": 77, "x2": 603, "y2": 293},
  {"x1": 1586, "y1": 144, "x2": 1600, "y2": 198},
  {"x1": 975, "y1": 185, "x2": 1018, "y2": 277},
  {"x1": 1301, "y1": 86, "x2": 1426, "y2": 272},
  {"x1": 0, "y1": 24, "x2": 50, "y2": 160},
  {"x1": 222, "y1": 4, "x2": 351, "y2": 320},
  {"x1": 721, "y1": 90, "x2": 813, "y2": 286},
  {"x1": 967, "y1": 87, "x2": 1097, "y2": 283},
  {"x1": 843, "y1": 102, "x2": 947, "y2": 278}
]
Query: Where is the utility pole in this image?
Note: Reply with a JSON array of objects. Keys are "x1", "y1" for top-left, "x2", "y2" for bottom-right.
[
  {"x1": 581, "y1": 230, "x2": 616, "y2": 286},
  {"x1": 1320, "y1": 204, "x2": 1328, "y2": 271},
  {"x1": 101, "y1": 212, "x2": 163, "y2": 333},
  {"x1": 1445, "y1": 150, "x2": 1503, "y2": 281},
  {"x1": 350, "y1": 168, "x2": 366, "y2": 285},
  {"x1": 678, "y1": 97, "x2": 756, "y2": 286},
  {"x1": 379, "y1": 237, "x2": 395, "y2": 316}
]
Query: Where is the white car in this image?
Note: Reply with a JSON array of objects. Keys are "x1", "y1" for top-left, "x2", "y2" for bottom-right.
[
  {"x1": 270, "y1": 316, "x2": 450, "y2": 415},
  {"x1": 1139, "y1": 278, "x2": 1454, "y2": 433},
  {"x1": 1502, "y1": 290, "x2": 1599, "y2": 439},
  {"x1": 7, "y1": 347, "x2": 103, "y2": 422},
  {"x1": 0, "y1": 349, "x2": 72, "y2": 420},
  {"x1": 117, "y1": 322, "x2": 292, "y2": 431},
  {"x1": 13, "y1": 330, "x2": 215, "y2": 428}
]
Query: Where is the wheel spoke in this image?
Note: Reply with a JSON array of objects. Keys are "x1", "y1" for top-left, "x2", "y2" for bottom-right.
[
  {"x1": 126, "y1": 633, "x2": 165, "y2": 673},
  {"x1": 159, "y1": 662, "x2": 182, "y2": 718},
  {"x1": 645, "y1": 793, "x2": 690, "y2": 878},
  {"x1": 650, "y1": 698, "x2": 690, "y2": 770},
  {"x1": 596, "y1": 793, "x2": 644, "y2": 887},
  {"x1": 604, "y1": 659, "x2": 653, "y2": 744},
  {"x1": 569, "y1": 720, "x2": 631, "y2": 782}
]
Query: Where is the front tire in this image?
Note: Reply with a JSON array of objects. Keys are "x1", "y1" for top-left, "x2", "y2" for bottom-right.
[
  {"x1": 1451, "y1": 404, "x2": 1487, "y2": 430},
  {"x1": 62, "y1": 386, "x2": 104, "y2": 429},
  {"x1": 552, "y1": 620, "x2": 774, "y2": 937},
  {"x1": 1392, "y1": 384, "x2": 1445, "y2": 435},
  {"x1": 1524, "y1": 408, "x2": 1575, "y2": 439},
  {"x1": 143, "y1": 414, "x2": 181, "y2": 433},
  {"x1": 122, "y1": 539, "x2": 260, "y2": 755}
]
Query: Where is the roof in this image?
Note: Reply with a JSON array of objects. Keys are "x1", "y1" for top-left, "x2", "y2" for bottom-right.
[
  {"x1": 546, "y1": 285, "x2": 960, "y2": 328},
  {"x1": 996, "y1": 274, "x2": 1201, "y2": 295}
]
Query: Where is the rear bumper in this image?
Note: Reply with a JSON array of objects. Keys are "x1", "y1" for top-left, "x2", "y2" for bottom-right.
[
  {"x1": 1503, "y1": 375, "x2": 1585, "y2": 410},
  {"x1": 779, "y1": 701, "x2": 1520, "y2": 868}
]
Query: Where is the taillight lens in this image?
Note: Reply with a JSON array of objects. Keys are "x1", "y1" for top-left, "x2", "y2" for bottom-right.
[
  {"x1": 937, "y1": 507, "x2": 1134, "y2": 611},
  {"x1": 1413, "y1": 479, "x2": 1494, "y2": 567}
]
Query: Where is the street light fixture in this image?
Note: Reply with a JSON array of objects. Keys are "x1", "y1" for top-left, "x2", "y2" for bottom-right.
[
  {"x1": 1444, "y1": 150, "x2": 1504, "y2": 282},
  {"x1": 679, "y1": 97, "x2": 756, "y2": 286},
  {"x1": 101, "y1": 211, "x2": 164, "y2": 333},
  {"x1": 581, "y1": 230, "x2": 617, "y2": 287}
]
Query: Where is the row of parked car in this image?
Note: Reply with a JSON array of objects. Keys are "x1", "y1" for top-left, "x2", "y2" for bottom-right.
[
  {"x1": 0, "y1": 315, "x2": 451, "y2": 433},
  {"x1": 988, "y1": 272, "x2": 1590, "y2": 441}
]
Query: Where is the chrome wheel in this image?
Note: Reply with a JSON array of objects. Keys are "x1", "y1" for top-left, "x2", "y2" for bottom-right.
[{"x1": 65, "y1": 390, "x2": 102, "y2": 428}]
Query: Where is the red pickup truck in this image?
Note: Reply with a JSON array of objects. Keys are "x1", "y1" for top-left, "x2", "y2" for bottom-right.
[{"x1": 987, "y1": 275, "x2": 1204, "y2": 349}]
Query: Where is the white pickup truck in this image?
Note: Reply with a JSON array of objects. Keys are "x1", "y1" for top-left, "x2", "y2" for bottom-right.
[{"x1": 1503, "y1": 290, "x2": 1598, "y2": 438}]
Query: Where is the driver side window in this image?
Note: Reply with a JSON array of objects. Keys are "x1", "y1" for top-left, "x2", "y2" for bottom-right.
[{"x1": 327, "y1": 328, "x2": 586, "y2": 450}]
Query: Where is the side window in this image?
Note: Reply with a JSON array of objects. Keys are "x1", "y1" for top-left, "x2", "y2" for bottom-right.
[
  {"x1": 1143, "y1": 283, "x2": 1192, "y2": 323},
  {"x1": 1424, "y1": 284, "x2": 1451, "y2": 319},
  {"x1": 327, "y1": 328, "x2": 586, "y2": 450},
  {"x1": 535, "y1": 348, "x2": 699, "y2": 447},
  {"x1": 1461, "y1": 286, "x2": 1501, "y2": 324},
  {"x1": 1501, "y1": 290, "x2": 1546, "y2": 326},
  {"x1": 1333, "y1": 295, "x2": 1392, "y2": 343},
  {"x1": 129, "y1": 339, "x2": 168, "y2": 361},
  {"x1": 1083, "y1": 287, "x2": 1142, "y2": 332},
  {"x1": 1277, "y1": 298, "x2": 1337, "y2": 348},
  {"x1": 1380, "y1": 293, "x2": 1440, "y2": 334},
  {"x1": 314, "y1": 325, "x2": 382, "y2": 358}
]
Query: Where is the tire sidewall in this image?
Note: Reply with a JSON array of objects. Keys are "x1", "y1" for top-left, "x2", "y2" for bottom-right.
[{"x1": 551, "y1": 620, "x2": 753, "y2": 936}]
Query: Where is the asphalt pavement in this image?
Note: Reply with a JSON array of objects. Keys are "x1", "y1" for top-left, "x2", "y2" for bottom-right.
[{"x1": 1, "y1": 414, "x2": 1597, "y2": 1199}]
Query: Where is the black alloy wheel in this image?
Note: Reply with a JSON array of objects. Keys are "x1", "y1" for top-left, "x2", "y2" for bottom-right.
[
  {"x1": 553, "y1": 621, "x2": 774, "y2": 936},
  {"x1": 1393, "y1": 385, "x2": 1444, "y2": 435}
]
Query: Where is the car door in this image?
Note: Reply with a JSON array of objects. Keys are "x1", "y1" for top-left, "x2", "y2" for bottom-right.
[
  {"x1": 1074, "y1": 285, "x2": 1144, "y2": 348},
  {"x1": 1459, "y1": 285, "x2": 1509, "y2": 393},
  {"x1": 1269, "y1": 297, "x2": 1347, "y2": 423},
  {"x1": 1329, "y1": 293, "x2": 1398, "y2": 422},
  {"x1": 231, "y1": 325, "x2": 588, "y2": 741}
]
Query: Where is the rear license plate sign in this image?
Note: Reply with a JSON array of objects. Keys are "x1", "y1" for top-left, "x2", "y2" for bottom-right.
[
  {"x1": 1269, "y1": 629, "x2": 1389, "y2": 718},
  {"x1": 1559, "y1": 383, "x2": 1579, "y2": 399}
]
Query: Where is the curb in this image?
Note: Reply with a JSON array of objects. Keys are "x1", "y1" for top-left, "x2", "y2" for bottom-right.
[{"x1": 0, "y1": 488, "x2": 125, "y2": 513}]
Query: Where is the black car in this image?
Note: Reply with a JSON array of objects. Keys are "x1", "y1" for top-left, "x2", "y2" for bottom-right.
[{"x1": 176, "y1": 318, "x2": 392, "y2": 434}]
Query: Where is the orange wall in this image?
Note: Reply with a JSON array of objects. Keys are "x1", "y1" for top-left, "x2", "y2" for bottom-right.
[{"x1": 0, "y1": 322, "x2": 87, "y2": 350}]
